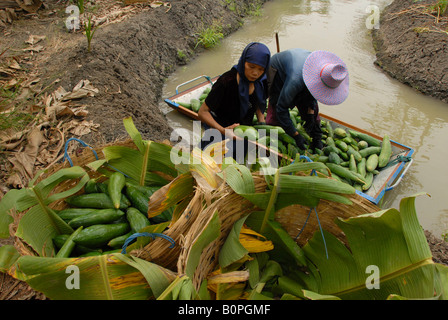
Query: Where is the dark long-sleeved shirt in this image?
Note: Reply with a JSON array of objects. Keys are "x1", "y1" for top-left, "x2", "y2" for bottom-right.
[
  {"x1": 268, "y1": 48, "x2": 318, "y2": 136},
  {"x1": 205, "y1": 68, "x2": 261, "y2": 127}
]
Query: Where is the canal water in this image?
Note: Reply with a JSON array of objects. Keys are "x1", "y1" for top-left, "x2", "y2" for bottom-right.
[{"x1": 159, "y1": 0, "x2": 448, "y2": 238}]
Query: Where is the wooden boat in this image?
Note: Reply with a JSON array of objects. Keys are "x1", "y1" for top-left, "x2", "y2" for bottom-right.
[{"x1": 164, "y1": 75, "x2": 414, "y2": 205}]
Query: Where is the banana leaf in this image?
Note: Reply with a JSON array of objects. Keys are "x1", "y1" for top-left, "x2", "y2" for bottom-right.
[
  {"x1": 219, "y1": 215, "x2": 273, "y2": 270},
  {"x1": 246, "y1": 211, "x2": 307, "y2": 267},
  {"x1": 0, "y1": 245, "x2": 20, "y2": 273},
  {"x1": 147, "y1": 172, "x2": 194, "y2": 218},
  {"x1": 221, "y1": 164, "x2": 270, "y2": 210},
  {"x1": 219, "y1": 216, "x2": 250, "y2": 269},
  {"x1": 205, "y1": 268, "x2": 249, "y2": 300},
  {"x1": 0, "y1": 166, "x2": 89, "y2": 256},
  {"x1": 0, "y1": 189, "x2": 20, "y2": 238},
  {"x1": 188, "y1": 147, "x2": 223, "y2": 190},
  {"x1": 101, "y1": 117, "x2": 177, "y2": 186},
  {"x1": 157, "y1": 275, "x2": 197, "y2": 300},
  {"x1": 184, "y1": 210, "x2": 221, "y2": 280},
  {"x1": 214, "y1": 282, "x2": 247, "y2": 300},
  {"x1": 286, "y1": 193, "x2": 448, "y2": 300},
  {"x1": 115, "y1": 254, "x2": 176, "y2": 298},
  {"x1": 239, "y1": 226, "x2": 274, "y2": 253},
  {"x1": 11, "y1": 253, "x2": 175, "y2": 300},
  {"x1": 222, "y1": 163, "x2": 355, "y2": 231},
  {"x1": 246, "y1": 258, "x2": 282, "y2": 300}
]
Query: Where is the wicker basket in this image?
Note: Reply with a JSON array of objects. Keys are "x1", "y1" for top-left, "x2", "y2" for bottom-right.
[
  {"x1": 171, "y1": 173, "x2": 380, "y2": 291},
  {"x1": 275, "y1": 194, "x2": 381, "y2": 247},
  {"x1": 9, "y1": 137, "x2": 381, "y2": 291}
]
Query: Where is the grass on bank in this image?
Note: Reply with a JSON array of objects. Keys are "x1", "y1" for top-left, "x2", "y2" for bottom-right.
[{"x1": 195, "y1": 0, "x2": 264, "y2": 49}]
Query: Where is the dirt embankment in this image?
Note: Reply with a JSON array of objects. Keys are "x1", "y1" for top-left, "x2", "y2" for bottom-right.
[
  {"x1": 372, "y1": 0, "x2": 448, "y2": 103},
  {"x1": 3, "y1": 0, "x2": 269, "y2": 146}
]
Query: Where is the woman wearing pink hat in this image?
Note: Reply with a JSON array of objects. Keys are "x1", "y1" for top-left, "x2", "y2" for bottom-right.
[{"x1": 266, "y1": 48, "x2": 349, "y2": 151}]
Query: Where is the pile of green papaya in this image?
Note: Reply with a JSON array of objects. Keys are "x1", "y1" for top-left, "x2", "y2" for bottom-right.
[
  {"x1": 176, "y1": 87, "x2": 211, "y2": 112},
  {"x1": 312, "y1": 120, "x2": 392, "y2": 192},
  {"x1": 53, "y1": 172, "x2": 172, "y2": 258},
  {"x1": 231, "y1": 107, "x2": 393, "y2": 193},
  {"x1": 177, "y1": 84, "x2": 394, "y2": 193}
]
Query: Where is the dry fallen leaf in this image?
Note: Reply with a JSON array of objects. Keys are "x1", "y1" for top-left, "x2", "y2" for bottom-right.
[
  {"x1": 25, "y1": 35, "x2": 46, "y2": 46},
  {"x1": 1, "y1": 138, "x2": 24, "y2": 151},
  {"x1": 7, "y1": 127, "x2": 44, "y2": 185},
  {"x1": 72, "y1": 106, "x2": 89, "y2": 117},
  {"x1": 61, "y1": 80, "x2": 99, "y2": 101},
  {"x1": 52, "y1": 86, "x2": 68, "y2": 101},
  {"x1": 0, "y1": 8, "x2": 18, "y2": 25},
  {"x1": 22, "y1": 45, "x2": 44, "y2": 53},
  {"x1": 4, "y1": 78, "x2": 18, "y2": 89},
  {"x1": 45, "y1": 101, "x2": 73, "y2": 120},
  {"x1": 69, "y1": 120, "x2": 100, "y2": 136},
  {"x1": 0, "y1": 66, "x2": 14, "y2": 78},
  {"x1": 8, "y1": 59, "x2": 21, "y2": 70},
  {"x1": 2, "y1": 76, "x2": 100, "y2": 187},
  {"x1": 0, "y1": 128, "x2": 26, "y2": 145},
  {"x1": 21, "y1": 77, "x2": 41, "y2": 88},
  {"x1": 36, "y1": 128, "x2": 64, "y2": 166},
  {"x1": 6, "y1": 172, "x2": 24, "y2": 189}
]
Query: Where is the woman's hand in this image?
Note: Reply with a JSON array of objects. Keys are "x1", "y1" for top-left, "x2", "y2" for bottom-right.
[
  {"x1": 224, "y1": 123, "x2": 242, "y2": 140},
  {"x1": 256, "y1": 107, "x2": 266, "y2": 124}
]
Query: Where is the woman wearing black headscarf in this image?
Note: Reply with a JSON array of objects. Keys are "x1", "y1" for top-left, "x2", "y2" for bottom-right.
[{"x1": 198, "y1": 42, "x2": 271, "y2": 162}]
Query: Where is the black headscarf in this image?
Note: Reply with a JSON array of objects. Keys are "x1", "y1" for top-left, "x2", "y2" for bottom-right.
[{"x1": 233, "y1": 42, "x2": 271, "y2": 120}]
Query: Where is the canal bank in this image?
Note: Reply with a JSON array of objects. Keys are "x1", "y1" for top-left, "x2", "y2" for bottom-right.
[
  {"x1": 372, "y1": 0, "x2": 448, "y2": 104},
  {"x1": 1, "y1": 0, "x2": 270, "y2": 146}
]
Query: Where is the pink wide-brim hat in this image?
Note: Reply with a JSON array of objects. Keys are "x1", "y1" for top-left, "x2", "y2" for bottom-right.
[{"x1": 302, "y1": 50, "x2": 349, "y2": 105}]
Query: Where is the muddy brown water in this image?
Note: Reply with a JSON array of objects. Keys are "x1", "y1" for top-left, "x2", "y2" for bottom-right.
[{"x1": 159, "y1": 0, "x2": 448, "y2": 238}]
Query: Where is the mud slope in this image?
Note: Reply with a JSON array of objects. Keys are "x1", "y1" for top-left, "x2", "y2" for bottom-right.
[
  {"x1": 372, "y1": 0, "x2": 448, "y2": 103},
  {"x1": 39, "y1": 0, "x2": 269, "y2": 144}
]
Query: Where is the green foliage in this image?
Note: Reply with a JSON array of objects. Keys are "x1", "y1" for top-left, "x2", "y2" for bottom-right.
[
  {"x1": 432, "y1": 0, "x2": 448, "y2": 15},
  {"x1": 194, "y1": 24, "x2": 224, "y2": 49},
  {"x1": 177, "y1": 49, "x2": 186, "y2": 60},
  {"x1": 442, "y1": 231, "x2": 448, "y2": 242},
  {"x1": 0, "y1": 83, "x2": 35, "y2": 130},
  {"x1": 0, "y1": 106, "x2": 35, "y2": 131},
  {"x1": 246, "y1": 1, "x2": 263, "y2": 17},
  {"x1": 73, "y1": 0, "x2": 85, "y2": 14},
  {"x1": 223, "y1": 0, "x2": 237, "y2": 12},
  {"x1": 84, "y1": 14, "x2": 98, "y2": 52}
]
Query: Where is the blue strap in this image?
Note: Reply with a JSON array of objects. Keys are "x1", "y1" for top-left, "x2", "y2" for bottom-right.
[
  {"x1": 299, "y1": 155, "x2": 312, "y2": 163},
  {"x1": 294, "y1": 207, "x2": 329, "y2": 260},
  {"x1": 63, "y1": 137, "x2": 99, "y2": 167},
  {"x1": 294, "y1": 208, "x2": 312, "y2": 241},
  {"x1": 63, "y1": 137, "x2": 131, "y2": 179},
  {"x1": 383, "y1": 155, "x2": 412, "y2": 169},
  {"x1": 289, "y1": 155, "x2": 317, "y2": 176},
  {"x1": 121, "y1": 232, "x2": 175, "y2": 254},
  {"x1": 314, "y1": 207, "x2": 329, "y2": 260}
]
